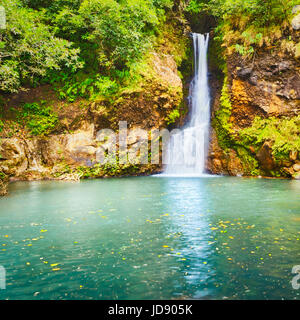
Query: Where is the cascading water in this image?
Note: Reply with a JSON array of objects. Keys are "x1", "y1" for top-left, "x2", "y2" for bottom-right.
[{"x1": 164, "y1": 33, "x2": 210, "y2": 176}]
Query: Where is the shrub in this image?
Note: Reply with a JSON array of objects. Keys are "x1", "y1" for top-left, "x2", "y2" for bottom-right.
[
  {"x1": 15, "y1": 102, "x2": 58, "y2": 135},
  {"x1": 240, "y1": 116, "x2": 300, "y2": 159},
  {"x1": 0, "y1": 0, "x2": 83, "y2": 93}
]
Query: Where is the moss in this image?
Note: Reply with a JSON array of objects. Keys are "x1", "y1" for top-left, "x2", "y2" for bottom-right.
[
  {"x1": 212, "y1": 75, "x2": 234, "y2": 150},
  {"x1": 12, "y1": 102, "x2": 58, "y2": 136},
  {"x1": 75, "y1": 162, "x2": 155, "y2": 179},
  {"x1": 235, "y1": 146, "x2": 260, "y2": 176},
  {"x1": 240, "y1": 116, "x2": 300, "y2": 161},
  {"x1": 165, "y1": 109, "x2": 180, "y2": 125},
  {"x1": 212, "y1": 75, "x2": 266, "y2": 176}
]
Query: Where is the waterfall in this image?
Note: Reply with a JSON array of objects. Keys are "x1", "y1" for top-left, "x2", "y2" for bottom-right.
[{"x1": 164, "y1": 33, "x2": 210, "y2": 176}]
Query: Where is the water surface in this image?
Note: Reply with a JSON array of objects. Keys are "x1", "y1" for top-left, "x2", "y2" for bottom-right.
[{"x1": 0, "y1": 176, "x2": 299, "y2": 300}]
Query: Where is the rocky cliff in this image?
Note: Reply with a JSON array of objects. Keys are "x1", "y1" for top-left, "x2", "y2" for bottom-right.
[
  {"x1": 0, "y1": 18, "x2": 191, "y2": 191},
  {"x1": 207, "y1": 11, "x2": 300, "y2": 179},
  {"x1": 1, "y1": 4, "x2": 300, "y2": 196}
]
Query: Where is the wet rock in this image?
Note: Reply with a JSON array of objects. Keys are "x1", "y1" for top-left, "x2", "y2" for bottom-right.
[
  {"x1": 293, "y1": 163, "x2": 300, "y2": 172},
  {"x1": 227, "y1": 150, "x2": 244, "y2": 176},
  {"x1": 237, "y1": 67, "x2": 253, "y2": 80},
  {"x1": 249, "y1": 75, "x2": 258, "y2": 86},
  {"x1": 256, "y1": 142, "x2": 275, "y2": 172},
  {"x1": 211, "y1": 158, "x2": 223, "y2": 172}
]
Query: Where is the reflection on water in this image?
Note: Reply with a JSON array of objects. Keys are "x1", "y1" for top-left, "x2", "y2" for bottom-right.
[{"x1": 0, "y1": 177, "x2": 299, "y2": 300}]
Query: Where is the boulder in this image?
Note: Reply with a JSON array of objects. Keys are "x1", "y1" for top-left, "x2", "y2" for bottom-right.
[
  {"x1": 293, "y1": 163, "x2": 300, "y2": 172},
  {"x1": 237, "y1": 67, "x2": 253, "y2": 80},
  {"x1": 256, "y1": 142, "x2": 275, "y2": 172},
  {"x1": 292, "y1": 6, "x2": 300, "y2": 30}
]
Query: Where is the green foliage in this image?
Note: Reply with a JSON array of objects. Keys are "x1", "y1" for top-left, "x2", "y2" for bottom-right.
[
  {"x1": 75, "y1": 162, "x2": 141, "y2": 178},
  {"x1": 56, "y1": 74, "x2": 119, "y2": 102},
  {"x1": 212, "y1": 75, "x2": 233, "y2": 149},
  {"x1": 235, "y1": 146, "x2": 260, "y2": 176},
  {"x1": 0, "y1": 0, "x2": 83, "y2": 93},
  {"x1": 77, "y1": 0, "x2": 160, "y2": 70},
  {"x1": 187, "y1": 0, "x2": 298, "y2": 57},
  {"x1": 166, "y1": 109, "x2": 180, "y2": 125},
  {"x1": 188, "y1": 0, "x2": 297, "y2": 26},
  {"x1": 14, "y1": 102, "x2": 58, "y2": 135},
  {"x1": 212, "y1": 76, "x2": 261, "y2": 175},
  {"x1": 185, "y1": 0, "x2": 207, "y2": 13},
  {"x1": 240, "y1": 116, "x2": 300, "y2": 159},
  {"x1": 0, "y1": 120, "x2": 4, "y2": 133},
  {"x1": 1, "y1": 0, "x2": 175, "y2": 95}
]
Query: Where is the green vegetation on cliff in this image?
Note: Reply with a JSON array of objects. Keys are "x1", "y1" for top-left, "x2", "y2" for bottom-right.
[
  {"x1": 240, "y1": 116, "x2": 300, "y2": 160},
  {"x1": 187, "y1": 0, "x2": 298, "y2": 57},
  {"x1": 212, "y1": 75, "x2": 232, "y2": 150},
  {"x1": 212, "y1": 74, "x2": 260, "y2": 176},
  {"x1": 0, "y1": 0, "x2": 174, "y2": 95}
]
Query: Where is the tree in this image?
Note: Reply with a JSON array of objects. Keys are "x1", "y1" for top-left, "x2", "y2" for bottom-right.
[{"x1": 0, "y1": 0, "x2": 83, "y2": 93}]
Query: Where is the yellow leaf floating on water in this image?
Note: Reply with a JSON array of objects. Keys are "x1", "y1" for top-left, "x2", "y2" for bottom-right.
[
  {"x1": 52, "y1": 268, "x2": 60, "y2": 271},
  {"x1": 50, "y1": 263, "x2": 59, "y2": 267},
  {"x1": 162, "y1": 245, "x2": 169, "y2": 248},
  {"x1": 40, "y1": 229, "x2": 47, "y2": 233}
]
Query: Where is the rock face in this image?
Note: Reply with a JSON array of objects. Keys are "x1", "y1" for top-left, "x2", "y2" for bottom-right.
[
  {"x1": 207, "y1": 26, "x2": 300, "y2": 178},
  {"x1": 292, "y1": 5, "x2": 300, "y2": 30},
  {"x1": 0, "y1": 179, "x2": 7, "y2": 196},
  {"x1": 0, "y1": 50, "x2": 184, "y2": 183}
]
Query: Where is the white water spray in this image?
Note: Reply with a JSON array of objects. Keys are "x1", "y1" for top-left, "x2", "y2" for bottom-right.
[{"x1": 164, "y1": 33, "x2": 210, "y2": 176}]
